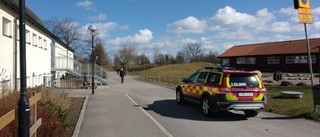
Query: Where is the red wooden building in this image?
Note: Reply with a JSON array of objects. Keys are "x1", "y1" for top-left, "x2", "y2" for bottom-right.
[{"x1": 218, "y1": 38, "x2": 320, "y2": 72}]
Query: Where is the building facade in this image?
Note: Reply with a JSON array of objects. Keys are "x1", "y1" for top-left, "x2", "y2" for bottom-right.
[
  {"x1": 0, "y1": 0, "x2": 73, "y2": 93},
  {"x1": 218, "y1": 38, "x2": 320, "y2": 72}
]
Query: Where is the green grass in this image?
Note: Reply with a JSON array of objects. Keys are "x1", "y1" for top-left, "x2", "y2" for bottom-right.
[
  {"x1": 142, "y1": 62, "x2": 214, "y2": 77},
  {"x1": 266, "y1": 86, "x2": 320, "y2": 120},
  {"x1": 137, "y1": 62, "x2": 320, "y2": 121}
]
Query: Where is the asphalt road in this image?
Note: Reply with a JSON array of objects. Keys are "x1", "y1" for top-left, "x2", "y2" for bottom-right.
[{"x1": 76, "y1": 72, "x2": 320, "y2": 137}]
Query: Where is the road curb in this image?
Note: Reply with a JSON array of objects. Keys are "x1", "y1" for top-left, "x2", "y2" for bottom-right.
[{"x1": 72, "y1": 95, "x2": 89, "y2": 137}]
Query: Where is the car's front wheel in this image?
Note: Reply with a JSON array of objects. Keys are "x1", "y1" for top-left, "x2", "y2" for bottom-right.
[
  {"x1": 201, "y1": 97, "x2": 213, "y2": 117},
  {"x1": 176, "y1": 89, "x2": 185, "y2": 104},
  {"x1": 244, "y1": 110, "x2": 259, "y2": 117}
]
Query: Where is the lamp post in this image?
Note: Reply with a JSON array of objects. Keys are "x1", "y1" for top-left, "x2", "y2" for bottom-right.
[
  {"x1": 88, "y1": 25, "x2": 97, "y2": 95},
  {"x1": 18, "y1": 0, "x2": 30, "y2": 136}
]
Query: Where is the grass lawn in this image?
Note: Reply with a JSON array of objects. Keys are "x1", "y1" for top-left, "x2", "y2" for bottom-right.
[{"x1": 266, "y1": 86, "x2": 320, "y2": 121}]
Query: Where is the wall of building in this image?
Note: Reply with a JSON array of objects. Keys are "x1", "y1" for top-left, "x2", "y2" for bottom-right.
[
  {"x1": 0, "y1": 1, "x2": 71, "y2": 92},
  {"x1": 223, "y1": 53, "x2": 319, "y2": 72}
]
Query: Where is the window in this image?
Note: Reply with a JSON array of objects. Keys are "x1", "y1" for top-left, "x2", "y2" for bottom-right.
[
  {"x1": 26, "y1": 30, "x2": 30, "y2": 44},
  {"x1": 207, "y1": 73, "x2": 221, "y2": 84},
  {"x1": 294, "y1": 56, "x2": 307, "y2": 63},
  {"x1": 197, "y1": 72, "x2": 208, "y2": 83},
  {"x1": 33, "y1": 33, "x2": 37, "y2": 46},
  {"x1": 286, "y1": 55, "x2": 315, "y2": 64},
  {"x1": 246, "y1": 57, "x2": 256, "y2": 64},
  {"x1": 222, "y1": 58, "x2": 230, "y2": 66},
  {"x1": 237, "y1": 58, "x2": 246, "y2": 64},
  {"x1": 17, "y1": 25, "x2": 19, "y2": 40},
  {"x1": 286, "y1": 56, "x2": 293, "y2": 64},
  {"x1": 312, "y1": 55, "x2": 316, "y2": 63},
  {"x1": 229, "y1": 74, "x2": 260, "y2": 88},
  {"x1": 268, "y1": 56, "x2": 280, "y2": 64},
  {"x1": 3, "y1": 17, "x2": 12, "y2": 37},
  {"x1": 44, "y1": 39, "x2": 47, "y2": 50},
  {"x1": 187, "y1": 72, "x2": 199, "y2": 82},
  {"x1": 38, "y1": 36, "x2": 42, "y2": 48}
]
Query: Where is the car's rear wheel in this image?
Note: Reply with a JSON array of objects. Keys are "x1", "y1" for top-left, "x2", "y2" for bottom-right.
[
  {"x1": 176, "y1": 89, "x2": 184, "y2": 104},
  {"x1": 244, "y1": 110, "x2": 259, "y2": 117},
  {"x1": 201, "y1": 97, "x2": 213, "y2": 117}
]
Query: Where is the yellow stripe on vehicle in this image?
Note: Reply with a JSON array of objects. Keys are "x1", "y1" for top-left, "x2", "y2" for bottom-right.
[
  {"x1": 226, "y1": 93, "x2": 238, "y2": 101},
  {"x1": 254, "y1": 94, "x2": 264, "y2": 101},
  {"x1": 254, "y1": 75, "x2": 262, "y2": 88},
  {"x1": 217, "y1": 72, "x2": 223, "y2": 85}
]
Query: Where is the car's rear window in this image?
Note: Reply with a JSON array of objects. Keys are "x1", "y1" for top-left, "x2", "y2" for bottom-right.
[{"x1": 228, "y1": 74, "x2": 260, "y2": 88}]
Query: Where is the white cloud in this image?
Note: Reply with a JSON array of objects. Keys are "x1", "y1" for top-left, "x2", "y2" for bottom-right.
[
  {"x1": 314, "y1": 7, "x2": 320, "y2": 15},
  {"x1": 210, "y1": 6, "x2": 256, "y2": 29},
  {"x1": 105, "y1": 6, "x2": 320, "y2": 62},
  {"x1": 75, "y1": 1, "x2": 96, "y2": 11},
  {"x1": 270, "y1": 22, "x2": 291, "y2": 32},
  {"x1": 279, "y1": 7, "x2": 297, "y2": 16},
  {"x1": 108, "y1": 29, "x2": 153, "y2": 45},
  {"x1": 81, "y1": 22, "x2": 123, "y2": 39},
  {"x1": 167, "y1": 16, "x2": 206, "y2": 34},
  {"x1": 88, "y1": 13, "x2": 107, "y2": 21}
]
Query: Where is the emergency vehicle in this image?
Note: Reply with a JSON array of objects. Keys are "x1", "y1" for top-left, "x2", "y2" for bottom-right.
[{"x1": 176, "y1": 67, "x2": 267, "y2": 117}]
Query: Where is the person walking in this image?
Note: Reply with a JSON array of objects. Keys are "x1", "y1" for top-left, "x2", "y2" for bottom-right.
[
  {"x1": 119, "y1": 68, "x2": 126, "y2": 84},
  {"x1": 116, "y1": 67, "x2": 120, "y2": 75}
]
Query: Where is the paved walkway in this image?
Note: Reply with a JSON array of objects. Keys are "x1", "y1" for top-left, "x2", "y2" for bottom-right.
[{"x1": 53, "y1": 72, "x2": 168, "y2": 137}]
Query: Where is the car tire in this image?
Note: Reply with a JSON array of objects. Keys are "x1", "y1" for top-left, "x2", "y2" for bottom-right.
[
  {"x1": 244, "y1": 110, "x2": 259, "y2": 117},
  {"x1": 201, "y1": 96, "x2": 213, "y2": 117},
  {"x1": 176, "y1": 89, "x2": 185, "y2": 104}
]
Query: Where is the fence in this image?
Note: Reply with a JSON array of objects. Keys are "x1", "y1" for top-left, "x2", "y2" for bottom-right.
[
  {"x1": 142, "y1": 74, "x2": 184, "y2": 86},
  {"x1": 0, "y1": 92, "x2": 42, "y2": 137}
]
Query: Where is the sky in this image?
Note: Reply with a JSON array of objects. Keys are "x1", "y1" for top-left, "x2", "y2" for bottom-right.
[{"x1": 26, "y1": 0, "x2": 320, "y2": 61}]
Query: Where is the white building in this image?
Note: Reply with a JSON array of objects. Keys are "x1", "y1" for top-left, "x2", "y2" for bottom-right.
[{"x1": 0, "y1": 0, "x2": 73, "y2": 93}]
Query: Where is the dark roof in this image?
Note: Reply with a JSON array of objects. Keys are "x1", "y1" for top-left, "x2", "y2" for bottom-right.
[
  {"x1": 218, "y1": 38, "x2": 320, "y2": 58},
  {"x1": 1, "y1": 0, "x2": 74, "y2": 52}
]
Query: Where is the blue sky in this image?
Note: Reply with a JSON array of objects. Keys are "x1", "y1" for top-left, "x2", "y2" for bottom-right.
[{"x1": 26, "y1": 0, "x2": 320, "y2": 60}]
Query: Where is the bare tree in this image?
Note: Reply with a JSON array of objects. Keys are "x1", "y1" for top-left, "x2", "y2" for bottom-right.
[
  {"x1": 93, "y1": 43, "x2": 110, "y2": 65},
  {"x1": 114, "y1": 43, "x2": 137, "y2": 66},
  {"x1": 153, "y1": 44, "x2": 160, "y2": 64},
  {"x1": 45, "y1": 17, "x2": 81, "y2": 49},
  {"x1": 175, "y1": 51, "x2": 185, "y2": 63},
  {"x1": 203, "y1": 50, "x2": 219, "y2": 64},
  {"x1": 136, "y1": 54, "x2": 150, "y2": 65},
  {"x1": 181, "y1": 43, "x2": 203, "y2": 62},
  {"x1": 113, "y1": 56, "x2": 121, "y2": 66},
  {"x1": 44, "y1": 17, "x2": 60, "y2": 36}
]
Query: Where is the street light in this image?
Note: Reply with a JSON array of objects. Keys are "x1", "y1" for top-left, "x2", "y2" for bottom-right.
[
  {"x1": 18, "y1": 0, "x2": 30, "y2": 136},
  {"x1": 88, "y1": 25, "x2": 97, "y2": 95}
]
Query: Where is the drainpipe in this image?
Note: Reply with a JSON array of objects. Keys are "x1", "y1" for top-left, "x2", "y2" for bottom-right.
[{"x1": 14, "y1": 17, "x2": 18, "y2": 90}]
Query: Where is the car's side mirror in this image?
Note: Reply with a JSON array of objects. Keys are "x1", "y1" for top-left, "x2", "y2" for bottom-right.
[{"x1": 182, "y1": 78, "x2": 187, "y2": 82}]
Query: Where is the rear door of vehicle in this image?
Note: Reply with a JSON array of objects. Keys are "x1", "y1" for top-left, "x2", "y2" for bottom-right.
[
  {"x1": 226, "y1": 73, "x2": 263, "y2": 101},
  {"x1": 203, "y1": 72, "x2": 222, "y2": 95},
  {"x1": 192, "y1": 72, "x2": 209, "y2": 100}
]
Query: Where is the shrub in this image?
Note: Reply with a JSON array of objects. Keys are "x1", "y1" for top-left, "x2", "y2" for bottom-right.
[{"x1": 0, "y1": 88, "x2": 71, "y2": 137}]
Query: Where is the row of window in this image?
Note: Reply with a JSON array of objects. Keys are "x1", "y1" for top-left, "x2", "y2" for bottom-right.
[
  {"x1": 222, "y1": 55, "x2": 316, "y2": 66},
  {"x1": 2, "y1": 17, "x2": 48, "y2": 50}
]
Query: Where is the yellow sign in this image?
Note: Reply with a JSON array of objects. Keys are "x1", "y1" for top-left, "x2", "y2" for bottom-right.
[
  {"x1": 298, "y1": 8, "x2": 311, "y2": 14},
  {"x1": 299, "y1": 14, "x2": 313, "y2": 24},
  {"x1": 299, "y1": 0, "x2": 310, "y2": 9}
]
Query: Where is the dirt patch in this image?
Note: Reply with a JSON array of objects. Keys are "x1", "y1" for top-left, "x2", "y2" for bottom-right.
[{"x1": 64, "y1": 97, "x2": 85, "y2": 137}]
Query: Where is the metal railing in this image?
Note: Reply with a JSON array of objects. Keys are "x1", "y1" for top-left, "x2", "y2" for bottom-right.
[{"x1": 51, "y1": 57, "x2": 108, "y2": 84}]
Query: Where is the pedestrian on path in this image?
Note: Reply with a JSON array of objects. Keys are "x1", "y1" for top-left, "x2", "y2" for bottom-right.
[
  {"x1": 116, "y1": 67, "x2": 120, "y2": 75},
  {"x1": 119, "y1": 68, "x2": 126, "y2": 84}
]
